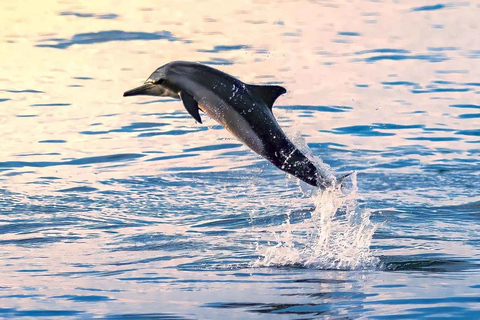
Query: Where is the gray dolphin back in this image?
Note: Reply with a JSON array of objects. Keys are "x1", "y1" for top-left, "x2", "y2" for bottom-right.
[{"x1": 124, "y1": 61, "x2": 348, "y2": 189}]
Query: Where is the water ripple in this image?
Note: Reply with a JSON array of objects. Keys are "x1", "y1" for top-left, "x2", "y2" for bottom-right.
[
  {"x1": 36, "y1": 30, "x2": 180, "y2": 49},
  {"x1": 410, "y1": 4, "x2": 446, "y2": 12},
  {"x1": 1, "y1": 89, "x2": 43, "y2": 94},
  {"x1": 198, "y1": 45, "x2": 251, "y2": 53},
  {"x1": 59, "y1": 11, "x2": 118, "y2": 20},
  {"x1": 2, "y1": 1, "x2": 480, "y2": 318},
  {"x1": 365, "y1": 54, "x2": 448, "y2": 63},
  {"x1": 277, "y1": 105, "x2": 352, "y2": 112},
  {"x1": 450, "y1": 104, "x2": 480, "y2": 109},
  {"x1": 0, "y1": 153, "x2": 145, "y2": 169}
]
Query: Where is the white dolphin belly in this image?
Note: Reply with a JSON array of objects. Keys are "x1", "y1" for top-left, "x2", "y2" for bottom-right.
[{"x1": 184, "y1": 81, "x2": 265, "y2": 155}]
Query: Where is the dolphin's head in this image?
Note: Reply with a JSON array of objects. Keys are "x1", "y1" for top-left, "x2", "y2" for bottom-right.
[{"x1": 123, "y1": 63, "x2": 179, "y2": 98}]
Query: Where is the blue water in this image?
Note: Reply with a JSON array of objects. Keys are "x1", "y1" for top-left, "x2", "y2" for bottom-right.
[{"x1": 1, "y1": 1, "x2": 480, "y2": 318}]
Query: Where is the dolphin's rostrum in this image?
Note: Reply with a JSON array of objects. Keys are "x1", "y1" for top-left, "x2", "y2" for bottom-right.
[{"x1": 124, "y1": 61, "x2": 346, "y2": 188}]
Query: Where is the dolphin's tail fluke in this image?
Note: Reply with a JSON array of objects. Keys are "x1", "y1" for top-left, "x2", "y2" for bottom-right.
[{"x1": 336, "y1": 171, "x2": 356, "y2": 190}]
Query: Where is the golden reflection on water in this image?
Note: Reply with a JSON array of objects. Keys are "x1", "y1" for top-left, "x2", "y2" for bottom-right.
[
  {"x1": 0, "y1": 3, "x2": 479, "y2": 317},
  {"x1": 1, "y1": 0, "x2": 479, "y2": 191}
]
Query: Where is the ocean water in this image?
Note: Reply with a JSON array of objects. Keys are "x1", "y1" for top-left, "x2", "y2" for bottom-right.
[{"x1": 1, "y1": 0, "x2": 479, "y2": 318}]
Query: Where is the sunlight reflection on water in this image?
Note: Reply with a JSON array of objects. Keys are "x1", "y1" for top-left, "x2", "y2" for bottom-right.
[{"x1": 0, "y1": 0, "x2": 479, "y2": 318}]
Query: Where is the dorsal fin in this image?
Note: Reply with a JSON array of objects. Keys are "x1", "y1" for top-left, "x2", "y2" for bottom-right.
[{"x1": 247, "y1": 84, "x2": 286, "y2": 110}]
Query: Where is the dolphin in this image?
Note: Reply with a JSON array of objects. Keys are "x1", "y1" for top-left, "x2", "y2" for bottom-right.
[{"x1": 124, "y1": 61, "x2": 347, "y2": 188}]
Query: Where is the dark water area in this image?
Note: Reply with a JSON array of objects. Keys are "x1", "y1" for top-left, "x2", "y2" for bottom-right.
[{"x1": 1, "y1": 0, "x2": 479, "y2": 318}]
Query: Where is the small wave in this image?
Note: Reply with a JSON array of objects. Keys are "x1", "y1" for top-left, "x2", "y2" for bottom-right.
[
  {"x1": 36, "y1": 30, "x2": 180, "y2": 49},
  {"x1": 363, "y1": 53, "x2": 448, "y2": 63},
  {"x1": 381, "y1": 255, "x2": 477, "y2": 272},
  {"x1": 198, "y1": 44, "x2": 251, "y2": 53},
  {"x1": 1, "y1": 89, "x2": 43, "y2": 94},
  {"x1": 0, "y1": 153, "x2": 144, "y2": 169},
  {"x1": 277, "y1": 105, "x2": 353, "y2": 113},
  {"x1": 410, "y1": 4, "x2": 446, "y2": 12},
  {"x1": 59, "y1": 11, "x2": 118, "y2": 20},
  {"x1": 31, "y1": 103, "x2": 71, "y2": 107},
  {"x1": 57, "y1": 186, "x2": 99, "y2": 193},
  {"x1": 199, "y1": 58, "x2": 234, "y2": 66}
]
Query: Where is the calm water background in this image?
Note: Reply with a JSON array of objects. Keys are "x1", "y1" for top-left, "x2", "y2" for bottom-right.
[{"x1": 1, "y1": 0, "x2": 480, "y2": 318}]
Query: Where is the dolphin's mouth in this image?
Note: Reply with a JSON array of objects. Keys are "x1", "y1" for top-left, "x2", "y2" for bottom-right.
[
  {"x1": 123, "y1": 83, "x2": 179, "y2": 99},
  {"x1": 123, "y1": 83, "x2": 159, "y2": 97}
]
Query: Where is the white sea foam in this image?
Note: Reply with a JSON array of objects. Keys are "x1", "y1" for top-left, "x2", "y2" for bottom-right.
[
  {"x1": 253, "y1": 174, "x2": 379, "y2": 270},
  {"x1": 252, "y1": 132, "x2": 380, "y2": 270}
]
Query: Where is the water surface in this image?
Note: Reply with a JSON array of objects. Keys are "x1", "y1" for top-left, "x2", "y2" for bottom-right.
[{"x1": 1, "y1": 0, "x2": 479, "y2": 318}]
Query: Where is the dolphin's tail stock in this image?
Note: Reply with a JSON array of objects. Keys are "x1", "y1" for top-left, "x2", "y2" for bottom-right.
[{"x1": 273, "y1": 147, "x2": 356, "y2": 190}]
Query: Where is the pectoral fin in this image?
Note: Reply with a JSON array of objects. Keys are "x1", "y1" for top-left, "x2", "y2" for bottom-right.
[{"x1": 180, "y1": 91, "x2": 202, "y2": 124}]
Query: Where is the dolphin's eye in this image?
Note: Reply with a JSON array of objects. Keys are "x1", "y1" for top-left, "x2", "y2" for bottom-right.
[{"x1": 145, "y1": 78, "x2": 163, "y2": 84}]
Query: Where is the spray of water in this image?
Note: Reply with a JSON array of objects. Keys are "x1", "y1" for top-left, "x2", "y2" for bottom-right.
[{"x1": 252, "y1": 132, "x2": 380, "y2": 270}]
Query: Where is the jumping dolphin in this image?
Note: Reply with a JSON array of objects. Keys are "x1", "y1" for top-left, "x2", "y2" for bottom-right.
[{"x1": 124, "y1": 61, "x2": 346, "y2": 188}]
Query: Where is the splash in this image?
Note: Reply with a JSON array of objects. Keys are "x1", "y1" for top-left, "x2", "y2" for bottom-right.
[
  {"x1": 253, "y1": 132, "x2": 379, "y2": 270},
  {"x1": 253, "y1": 175, "x2": 379, "y2": 270}
]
